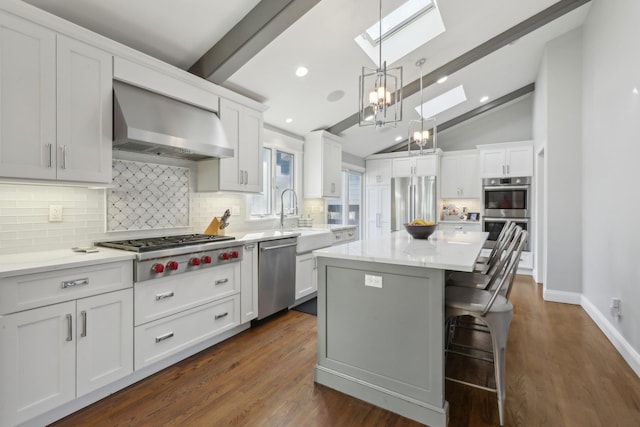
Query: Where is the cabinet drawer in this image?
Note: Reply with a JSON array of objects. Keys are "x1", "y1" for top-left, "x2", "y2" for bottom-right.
[
  {"x1": 438, "y1": 222, "x2": 482, "y2": 232},
  {"x1": 332, "y1": 228, "x2": 357, "y2": 245},
  {"x1": 135, "y1": 263, "x2": 239, "y2": 326},
  {"x1": 0, "y1": 261, "x2": 133, "y2": 315},
  {"x1": 134, "y1": 295, "x2": 239, "y2": 369}
]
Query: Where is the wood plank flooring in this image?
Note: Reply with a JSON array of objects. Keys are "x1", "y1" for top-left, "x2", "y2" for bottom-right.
[{"x1": 50, "y1": 276, "x2": 640, "y2": 427}]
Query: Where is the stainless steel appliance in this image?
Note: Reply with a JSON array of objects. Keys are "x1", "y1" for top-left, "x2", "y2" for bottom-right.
[
  {"x1": 96, "y1": 234, "x2": 242, "y2": 282},
  {"x1": 257, "y1": 237, "x2": 297, "y2": 320},
  {"x1": 482, "y1": 176, "x2": 531, "y2": 218},
  {"x1": 482, "y1": 176, "x2": 532, "y2": 250},
  {"x1": 391, "y1": 175, "x2": 437, "y2": 231}
]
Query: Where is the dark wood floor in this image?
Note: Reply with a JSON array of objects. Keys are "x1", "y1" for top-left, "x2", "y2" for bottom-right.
[{"x1": 51, "y1": 276, "x2": 640, "y2": 427}]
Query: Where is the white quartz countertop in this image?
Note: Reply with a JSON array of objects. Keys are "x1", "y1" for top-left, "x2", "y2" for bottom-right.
[
  {"x1": 313, "y1": 230, "x2": 488, "y2": 272},
  {"x1": 228, "y1": 230, "x2": 300, "y2": 243},
  {"x1": 0, "y1": 248, "x2": 136, "y2": 278}
]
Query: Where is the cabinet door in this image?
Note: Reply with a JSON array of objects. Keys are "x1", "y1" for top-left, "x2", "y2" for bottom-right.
[
  {"x1": 240, "y1": 108, "x2": 263, "y2": 192},
  {"x1": 457, "y1": 154, "x2": 480, "y2": 198},
  {"x1": 366, "y1": 158, "x2": 392, "y2": 186},
  {"x1": 218, "y1": 98, "x2": 242, "y2": 191},
  {"x1": 479, "y1": 149, "x2": 506, "y2": 178},
  {"x1": 439, "y1": 156, "x2": 460, "y2": 198},
  {"x1": 56, "y1": 36, "x2": 112, "y2": 183},
  {"x1": 76, "y1": 289, "x2": 133, "y2": 397},
  {"x1": 365, "y1": 186, "x2": 391, "y2": 239},
  {"x1": 240, "y1": 243, "x2": 258, "y2": 323},
  {"x1": 295, "y1": 252, "x2": 317, "y2": 300},
  {"x1": 414, "y1": 155, "x2": 437, "y2": 176},
  {"x1": 0, "y1": 13, "x2": 56, "y2": 180},
  {"x1": 0, "y1": 302, "x2": 76, "y2": 426},
  {"x1": 392, "y1": 158, "x2": 414, "y2": 177},
  {"x1": 323, "y1": 138, "x2": 342, "y2": 197},
  {"x1": 506, "y1": 145, "x2": 533, "y2": 177}
]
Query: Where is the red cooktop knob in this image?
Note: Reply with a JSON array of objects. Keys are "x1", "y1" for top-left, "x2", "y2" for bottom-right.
[
  {"x1": 190, "y1": 257, "x2": 201, "y2": 266},
  {"x1": 219, "y1": 252, "x2": 230, "y2": 261},
  {"x1": 152, "y1": 263, "x2": 165, "y2": 273},
  {"x1": 202, "y1": 255, "x2": 212, "y2": 264},
  {"x1": 231, "y1": 250, "x2": 239, "y2": 259},
  {"x1": 167, "y1": 261, "x2": 179, "y2": 271}
]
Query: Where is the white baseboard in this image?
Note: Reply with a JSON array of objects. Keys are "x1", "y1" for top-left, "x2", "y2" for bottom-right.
[
  {"x1": 542, "y1": 289, "x2": 582, "y2": 304},
  {"x1": 581, "y1": 296, "x2": 640, "y2": 378}
]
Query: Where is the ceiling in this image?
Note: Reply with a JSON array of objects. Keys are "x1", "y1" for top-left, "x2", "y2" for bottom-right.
[{"x1": 22, "y1": 0, "x2": 592, "y2": 158}]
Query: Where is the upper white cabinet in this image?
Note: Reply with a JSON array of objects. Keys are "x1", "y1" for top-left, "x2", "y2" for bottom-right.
[
  {"x1": 0, "y1": 13, "x2": 112, "y2": 184},
  {"x1": 365, "y1": 158, "x2": 392, "y2": 186},
  {"x1": 440, "y1": 151, "x2": 480, "y2": 199},
  {"x1": 304, "y1": 131, "x2": 342, "y2": 198},
  {"x1": 392, "y1": 155, "x2": 437, "y2": 177},
  {"x1": 197, "y1": 98, "x2": 263, "y2": 193},
  {"x1": 478, "y1": 141, "x2": 533, "y2": 178}
]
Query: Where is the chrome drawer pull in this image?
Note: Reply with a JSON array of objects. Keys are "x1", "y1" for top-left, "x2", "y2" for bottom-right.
[
  {"x1": 81, "y1": 310, "x2": 87, "y2": 337},
  {"x1": 215, "y1": 278, "x2": 229, "y2": 286},
  {"x1": 155, "y1": 291, "x2": 175, "y2": 301},
  {"x1": 155, "y1": 332, "x2": 174, "y2": 343},
  {"x1": 62, "y1": 277, "x2": 89, "y2": 288},
  {"x1": 214, "y1": 312, "x2": 229, "y2": 320},
  {"x1": 66, "y1": 314, "x2": 73, "y2": 341}
]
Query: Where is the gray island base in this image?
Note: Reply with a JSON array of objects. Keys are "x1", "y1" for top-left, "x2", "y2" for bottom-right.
[{"x1": 313, "y1": 230, "x2": 488, "y2": 426}]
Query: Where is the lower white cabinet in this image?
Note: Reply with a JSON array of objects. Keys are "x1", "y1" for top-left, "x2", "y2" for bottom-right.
[
  {"x1": 295, "y1": 252, "x2": 317, "y2": 300},
  {"x1": 438, "y1": 222, "x2": 482, "y2": 232},
  {"x1": 0, "y1": 288, "x2": 133, "y2": 426},
  {"x1": 240, "y1": 243, "x2": 258, "y2": 323},
  {"x1": 366, "y1": 186, "x2": 391, "y2": 239}
]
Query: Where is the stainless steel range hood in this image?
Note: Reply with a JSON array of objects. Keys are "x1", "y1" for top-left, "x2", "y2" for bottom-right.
[{"x1": 113, "y1": 81, "x2": 233, "y2": 160}]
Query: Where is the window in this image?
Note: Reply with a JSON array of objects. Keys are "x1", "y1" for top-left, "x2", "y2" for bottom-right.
[
  {"x1": 250, "y1": 147, "x2": 296, "y2": 217},
  {"x1": 327, "y1": 170, "x2": 363, "y2": 238}
]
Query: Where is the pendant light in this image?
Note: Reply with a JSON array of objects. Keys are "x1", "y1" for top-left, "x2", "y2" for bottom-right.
[
  {"x1": 408, "y1": 58, "x2": 436, "y2": 154},
  {"x1": 358, "y1": 0, "x2": 403, "y2": 128}
]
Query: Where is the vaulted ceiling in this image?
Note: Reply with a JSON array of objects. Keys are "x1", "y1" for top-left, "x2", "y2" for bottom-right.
[{"x1": 22, "y1": 0, "x2": 591, "y2": 157}]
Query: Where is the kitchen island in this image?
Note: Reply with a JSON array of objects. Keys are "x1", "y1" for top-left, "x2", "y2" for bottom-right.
[{"x1": 313, "y1": 230, "x2": 487, "y2": 427}]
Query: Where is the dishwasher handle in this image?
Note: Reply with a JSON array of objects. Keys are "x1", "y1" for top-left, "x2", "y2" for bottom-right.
[{"x1": 260, "y1": 242, "x2": 297, "y2": 252}]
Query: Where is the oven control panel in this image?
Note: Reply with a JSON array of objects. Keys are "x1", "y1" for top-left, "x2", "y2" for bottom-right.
[{"x1": 135, "y1": 244, "x2": 243, "y2": 282}]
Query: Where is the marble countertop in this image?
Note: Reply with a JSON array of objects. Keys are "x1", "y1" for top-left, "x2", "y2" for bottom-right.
[
  {"x1": 313, "y1": 230, "x2": 488, "y2": 272},
  {"x1": 0, "y1": 248, "x2": 136, "y2": 278}
]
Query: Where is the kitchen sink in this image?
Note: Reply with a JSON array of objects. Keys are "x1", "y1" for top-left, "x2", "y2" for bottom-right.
[{"x1": 285, "y1": 228, "x2": 333, "y2": 253}]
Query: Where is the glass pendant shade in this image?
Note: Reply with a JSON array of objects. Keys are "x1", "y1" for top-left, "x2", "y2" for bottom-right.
[{"x1": 408, "y1": 116, "x2": 436, "y2": 154}]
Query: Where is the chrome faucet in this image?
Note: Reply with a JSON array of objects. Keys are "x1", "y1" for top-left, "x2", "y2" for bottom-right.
[{"x1": 280, "y1": 188, "x2": 298, "y2": 229}]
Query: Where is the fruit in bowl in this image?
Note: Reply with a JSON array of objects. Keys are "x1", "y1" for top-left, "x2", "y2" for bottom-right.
[{"x1": 404, "y1": 219, "x2": 436, "y2": 239}]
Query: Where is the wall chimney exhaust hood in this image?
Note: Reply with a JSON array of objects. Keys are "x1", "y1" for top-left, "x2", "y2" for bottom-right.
[{"x1": 113, "y1": 81, "x2": 233, "y2": 160}]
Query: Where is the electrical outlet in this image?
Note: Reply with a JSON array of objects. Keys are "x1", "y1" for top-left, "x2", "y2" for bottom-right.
[
  {"x1": 364, "y1": 274, "x2": 383, "y2": 288},
  {"x1": 49, "y1": 205, "x2": 63, "y2": 222},
  {"x1": 611, "y1": 298, "x2": 621, "y2": 318}
]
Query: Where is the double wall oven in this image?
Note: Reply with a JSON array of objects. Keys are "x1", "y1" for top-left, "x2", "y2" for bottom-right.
[{"x1": 482, "y1": 176, "x2": 531, "y2": 251}]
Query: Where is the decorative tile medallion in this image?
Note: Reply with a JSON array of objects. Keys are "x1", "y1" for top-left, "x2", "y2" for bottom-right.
[{"x1": 107, "y1": 160, "x2": 190, "y2": 231}]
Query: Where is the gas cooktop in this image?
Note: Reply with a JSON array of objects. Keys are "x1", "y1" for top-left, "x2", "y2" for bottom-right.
[{"x1": 96, "y1": 234, "x2": 235, "y2": 252}]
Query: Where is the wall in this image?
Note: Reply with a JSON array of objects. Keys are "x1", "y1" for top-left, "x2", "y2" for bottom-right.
[
  {"x1": 437, "y1": 95, "x2": 533, "y2": 151},
  {"x1": 538, "y1": 28, "x2": 584, "y2": 300},
  {"x1": 580, "y1": 0, "x2": 640, "y2": 372}
]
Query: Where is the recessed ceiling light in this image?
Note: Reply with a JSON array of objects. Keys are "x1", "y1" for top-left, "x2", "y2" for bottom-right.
[
  {"x1": 480, "y1": 96, "x2": 489, "y2": 103},
  {"x1": 285, "y1": 118, "x2": 293, "y2": 123},
  {"x1": 395, "y1": 136, "x2": 403, "y2": 142},
  {"x1": 437, "y1": 76, "x2": 448, "y2": 84},
  {"x1": 633, "y1": 87, "x2": 639, "y2": 95},
  {"x1": 295, "y1": 66, "x2": 308, "y2": 77}
]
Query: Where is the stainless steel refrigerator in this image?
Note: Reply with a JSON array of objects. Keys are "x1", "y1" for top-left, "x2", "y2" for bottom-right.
[{"x1": 391, "y1": 175, "x2": 437, "y2": 231}]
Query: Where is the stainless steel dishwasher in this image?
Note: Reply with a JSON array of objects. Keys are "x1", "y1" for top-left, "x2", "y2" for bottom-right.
[{"x1": 257, "y1": 237, "x2": 297, "y2": 320}]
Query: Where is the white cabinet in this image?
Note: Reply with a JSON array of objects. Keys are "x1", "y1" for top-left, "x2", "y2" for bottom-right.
[
  {"x1": 197, "y1": 98, "x2": 263, "y2": 193},
  {"x1": 295, "y1": 252, "x2": 317, "y2": 300},
  {"x1": 366, "y1": 185, "x2": 391, "y2": 240},
  {"x1": 332, "y1": 227, "x2": 357, "y2": 245},
  {"x1": 478, "y1": 142, "x2": 533, "y2": 178},
  {"x1": 440, "y1": 151, "x2": 480, "y2": 199},
  {"x1": 240, "y1": 243, "x2": 258, "y2": 323},
  {"x1": 0, "y1": 13, "x2": 112, "y2": 184},
  {"x1": 365, "y1": 158, "x2": 392, "y2": 186},
  {"x1": 392, "y1": 155, "x2": 437, "y2": 177},
  {"x1": 0, "y1": 288, "x2": 133, "y2": 426},
  {"x1": 438, "y1": 221, "x2": 482, "y2": 232},
  {"x1": 304, "y1": 130, "x2": 342, "y2": 198}
]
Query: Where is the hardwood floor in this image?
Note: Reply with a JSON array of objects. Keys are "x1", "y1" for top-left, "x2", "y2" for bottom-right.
[{"x1": 51, "y1": 276, "x2": 640, "y2": 427}]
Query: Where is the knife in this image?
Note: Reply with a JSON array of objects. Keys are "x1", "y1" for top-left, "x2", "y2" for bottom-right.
[{"x1": 220, "y1": 209, "x2": 231, "y2": 229}]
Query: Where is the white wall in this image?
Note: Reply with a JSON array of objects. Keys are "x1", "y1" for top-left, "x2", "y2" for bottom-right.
[
  {"x1": 537, "y1": 28, "x2": 584, "y2": 300},
  {"x1": 437, "y1": 95, "x2": 533, "y2": 151},
  {"x1": 581, "y1": 0, "x2": 640, "y2": 370}
]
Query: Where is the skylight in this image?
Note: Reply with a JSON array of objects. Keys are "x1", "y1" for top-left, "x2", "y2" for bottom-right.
[
  {"x1": 414, "y1": 85, "x2": 467, "y2": 119},
  {"x1": 364, "y1": 0, "x2": 435, "y2": 44},
  {"x1": 355, "y1": 0, "x2": 445, "y2": 66}
]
